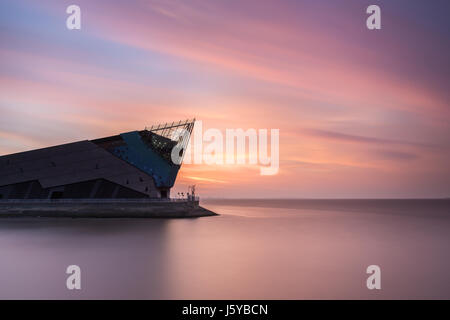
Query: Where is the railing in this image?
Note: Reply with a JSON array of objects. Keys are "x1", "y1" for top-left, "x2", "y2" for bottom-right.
[{"x1": 0, "y1": 197, "x2": 200, "y2": 204}]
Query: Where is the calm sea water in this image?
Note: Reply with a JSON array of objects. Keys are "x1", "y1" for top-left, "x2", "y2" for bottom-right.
[{"x1": 0, "y1": 199, "x2": 449, "y2": 299}]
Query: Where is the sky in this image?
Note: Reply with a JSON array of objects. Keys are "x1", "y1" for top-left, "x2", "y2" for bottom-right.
[{"x1": 0, "y1": 0, "x2": 449, "y2": 198}]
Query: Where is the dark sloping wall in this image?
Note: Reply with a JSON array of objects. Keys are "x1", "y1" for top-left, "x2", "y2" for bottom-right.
[{"x1": 0, "y1": 140, "x2": 159, "y2": 198}]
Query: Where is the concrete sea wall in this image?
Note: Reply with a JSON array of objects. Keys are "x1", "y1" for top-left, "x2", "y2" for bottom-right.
[{"x1": 0, "y1": 199, "x2": 218, "y2": 218}]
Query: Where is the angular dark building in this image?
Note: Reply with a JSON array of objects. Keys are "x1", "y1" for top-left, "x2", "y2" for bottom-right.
[{"x1": 0, "y1": 120, "x2": 194, "y2": 200}]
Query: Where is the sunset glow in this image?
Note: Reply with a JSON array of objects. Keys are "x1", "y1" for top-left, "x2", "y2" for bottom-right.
[{"x1": 1, "y1": 0, "x2": 449, "y2": 198}]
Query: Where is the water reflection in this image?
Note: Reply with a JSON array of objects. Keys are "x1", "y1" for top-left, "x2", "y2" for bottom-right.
[
  {"x1": 0, "y1": 219, "x2": 171, "y2": 299},
  {"x1": 0, "y1": 200, "x2": 449, "y2": 299}
]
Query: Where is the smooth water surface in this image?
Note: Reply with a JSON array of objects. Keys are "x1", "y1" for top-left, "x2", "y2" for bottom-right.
[{"x1": 0, "y1": 199, "x2": 449, "y2": 299}]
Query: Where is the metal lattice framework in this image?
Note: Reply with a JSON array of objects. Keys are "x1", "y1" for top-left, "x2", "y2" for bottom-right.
[
  {"x1": 145, "y1": 119, "x2": 195, "y2": 141},
  {"x1": 144, "y1": 119, "x2": 195, "y2": 164}
]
